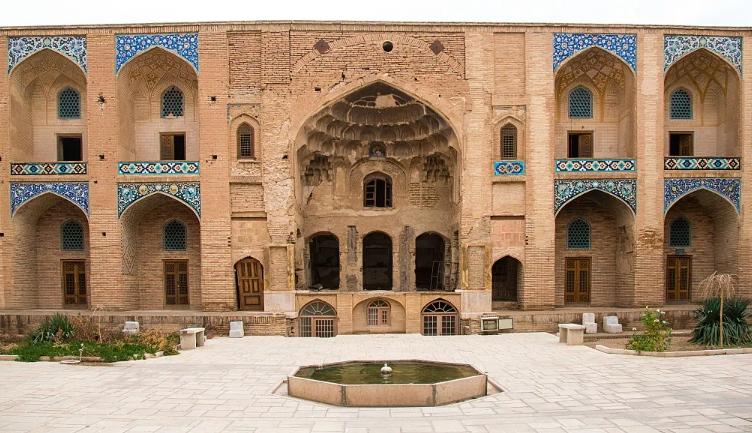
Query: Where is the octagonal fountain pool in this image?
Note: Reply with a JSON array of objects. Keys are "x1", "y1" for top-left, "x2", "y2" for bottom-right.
[{"x1": 287, "y1": 360, "x2": 494, "y2": 407}]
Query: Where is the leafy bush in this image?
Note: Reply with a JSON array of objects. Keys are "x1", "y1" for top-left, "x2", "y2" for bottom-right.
[
  {"x1": 627, "y1": 307, "x2": 672, "y2": 352},
  {"x1": 134, "y1": 329, "x2": 180, "y2": 355},
  {"x1": 7, "y1": 340, "x2": 159, "y2": 362},
  {"x1": 690, "y1": 297, "x2": 752, "y2": 347},
  {"x1": 30, "y1": 314, "x2": 75, "y2": 343}
]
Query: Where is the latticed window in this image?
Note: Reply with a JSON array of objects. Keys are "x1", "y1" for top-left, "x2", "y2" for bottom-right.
[
  {"x1": 364, "y1": 175, "x2": 392, "y2": 208},
  {"x1": 58, "y1": 87, "x2": 81, "y2": 119},
  {"x1": 367, "y1": 299, "x2": 390, "y2": 326},
  {"x1": 421, "y1": 299, "x2": 458, "y2": 336},
  {"x1": 61, "y1": 221, "x2": 84, "y2": 251},
  {"x1": 163, "y1": 220, "x2": 187, "y2": 251},
  {"x1": 567, "y1": 218, "x2": 591, "y2": 249},
  {"x1": 299, "y1": 300, "x2": 337, "y2": 337},
  {"x1": 670, "y1": 89, "x2": 692, "y2": 119},
  {"x1": 500, "y1": 124, "x2": 517, "y2": 159},
  {"x1": 669, "y1": 217, "x2": 691, "y2": 247},
  {"x1": 161, "y1": 86, "x2": 184, "y2": 118},
  {"x1": 568, "y1": 86, "x2": 593, "y2": 119},
  {"x1": 237, "y1": 123, "x2": 255, "y2": 159}
]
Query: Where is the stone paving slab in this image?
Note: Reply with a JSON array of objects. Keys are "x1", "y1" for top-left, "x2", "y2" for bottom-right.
[{"x1": 1, "y1": 333, "x2": 751, "y2": 432}]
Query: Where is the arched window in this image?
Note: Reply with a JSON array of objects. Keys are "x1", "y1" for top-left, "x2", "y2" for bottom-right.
[
  {"x1": 500, "y1": 123, "x2": 517, "y2": 159},
  {"x1": 363, "y1": 174, "x2": 392, "y2": 208},
  {"x1": 421, "y1": 299, "x2": 458, "y2": 336},
  {"x1": 61, "y1": 220, "x2": 84, "y2": 251},
  {"x1": 163, "y1": 220, "x2": 187, "y2": 251},
  {"x1": 369, "y1": 142, "x2": 386, "y2": 158},
  {"x1": 58, "y1": 87, "x2": 81, "y2": 119},
  {"x1": 567, "y1": 218, "x2": 591, "y2": 249},
  {"x1": 669, "y1": 217, "x2": 691, "y2": 247},
  {"x1": 299, "y1": 300, "x2": 337, "y2": 337},
  {"x1": 670, "y1": 88, "x2": 693, "y2": 119},
  {"x1": 367, "y1": 299, "x2": 390, "y2": 326},
  {"x1": 237, "y1": 122, "x2": 255, "y2": 159},
  {"x1": 161, "y1": 86, "x2": 184, "y2": 118},
  {"x1": 568, "y1": 86, "x2": 593, "y2": 119}
]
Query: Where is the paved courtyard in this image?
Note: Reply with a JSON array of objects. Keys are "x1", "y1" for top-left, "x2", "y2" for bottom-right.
[{"x1": 0, "y1": 333, "x2": 751, "y2": 433}]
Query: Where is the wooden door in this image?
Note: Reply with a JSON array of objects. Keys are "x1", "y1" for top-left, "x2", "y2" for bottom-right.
[
  {"x1": 164, "y1": 260, "x2": 189, "y2": 305},
  {"x1": 236, "y1": 258, "x2": 264, "y2": 311},
  {"x1": 666, "y1": 256, "x2": 691, "y2": 302},
  {"x1": 565, "y1": 257, "x2": 591, "y2": 304},
  {"x1": 62, "y1": 260, "x2": 87, "y2": 306}
]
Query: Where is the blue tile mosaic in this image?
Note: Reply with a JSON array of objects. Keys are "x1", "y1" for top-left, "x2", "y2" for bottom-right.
[
  {"x1": 664, "y1": 177, "x2": 740, "y2": 213},
  {"x1": 554, "y1": 179, "x2": 637, "y2": 215},
  {"x1": 8, "y1": 36, "x2": 87, "y2": 73},
  {"x1": 10, "y1": 162, "x2": 87, "y2": 175},
  {"x1": 553, "y1": 33, "x2": 637, "y2": 71},
  {"x1": 117, "y1": 182, "x2": 200, "y2": 217},
  {"x1": 118, "y1": 161, "x2": 200, "y2": 175},
  {"x1": 10, "y1": 182, "x2": 89, "y2": 215},
  {"x1": 555, "y1": 159, "x2": 636, "y2": 173},
  {"x1": 664, "y1": 157, "x2": 740, "y2": 171},
  {"x1": 493, "y1": 160, "x2": 525, "y2": 176},
  {"x1": 115, "y1": 33, "x2": 198, "y2": 73},
  {"x1": 664, "y1": 35, "x2": 743, "y2": 73}
]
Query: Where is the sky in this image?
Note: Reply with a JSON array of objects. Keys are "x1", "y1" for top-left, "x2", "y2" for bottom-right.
[{"x1": 1, "y1": 0, "x2": 749, "y2": 27}]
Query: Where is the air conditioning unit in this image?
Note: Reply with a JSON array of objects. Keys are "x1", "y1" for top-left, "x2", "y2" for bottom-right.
[
  {"x1": 498, "y1": 317, "x2": 514, "y2": 330},
  {"x1": 480, "y1": 315, "x2": 500, "y2": 334}
]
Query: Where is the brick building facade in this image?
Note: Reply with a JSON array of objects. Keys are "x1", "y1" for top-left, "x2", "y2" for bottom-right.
[{"x1": 0, "y1": 22, "x2": 749, "y2": 336}]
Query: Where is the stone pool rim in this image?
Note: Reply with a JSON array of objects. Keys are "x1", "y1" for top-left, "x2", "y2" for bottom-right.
[{"x1": 287, "y1": 359, "x2": 494, "y2": 407}]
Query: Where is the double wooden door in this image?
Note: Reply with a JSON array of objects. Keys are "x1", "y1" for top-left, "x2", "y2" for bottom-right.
[
  {"x1": 236, "y1": 258, "x2": 264, "y2": 311},
  {"x1": 666, "y1": 256, "x2": 691, "y2": 302},
  {"x1": 565, "y1": 257, "x2": 591, "y2": 304}
]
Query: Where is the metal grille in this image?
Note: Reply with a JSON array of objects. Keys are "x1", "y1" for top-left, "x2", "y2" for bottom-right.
[
  {"x1": 163, "y1": 220, "x2": 187, "y2": 251},
  {"x1": 670, "y1": 89, "x2": 692, "y2": 119},
  {"x1": 237, "y1": 123, "x2": 254, "y2": 158},
  {"x1": 299, "y1": 317, "x2": 312, "y2": 337},
  {"x1": 669, "y1": 218, "x2": 691, "y2": 247},
  {"x1": 314, "y1": 319, "x2": 335, "y2": 338},
  {"x1": 58, "y1": 88, "x2": 81, "y2": 119},
  {"x1": 61, "y1": 221, "x2": 84, "y2": 251},
  {"x1": 567, "y1": 218, "x2": 591, "y2": 249},
  {"x1": 568, "y1": 87, "x2": 593, "y2": 119},
  {"x1": 500, "y1": 124, "x2": 517, "y2": 159},
  {"x1": 441, "y1": 315, "x2": 457, "y2": 336},
  {"x1": 161, "y1": 86, "x2": 184, "y2": 118},
  {"x1": 367, "y1": 299, "x2": 390, "y2": 326}
]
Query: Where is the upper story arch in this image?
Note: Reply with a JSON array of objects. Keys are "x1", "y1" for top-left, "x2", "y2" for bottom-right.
[
  {"x1": 117, "y1": 47, "x2": 199, "y2": 161},
  {"x1": 9, "y1": 49, "x2": 88, "y2": 162},
  {"x1": 554, "y1": 47, "x2": 636, "y2": 159}
]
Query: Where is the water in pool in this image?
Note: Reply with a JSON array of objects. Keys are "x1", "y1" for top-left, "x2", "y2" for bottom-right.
[{"x1": 295, "y1": 361, "x2": 480, "y2": 384}]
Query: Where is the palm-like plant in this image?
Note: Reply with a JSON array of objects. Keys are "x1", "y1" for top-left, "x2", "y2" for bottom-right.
[{"x1": 697, "y1": 272, "x2": 737, "y2": 348}]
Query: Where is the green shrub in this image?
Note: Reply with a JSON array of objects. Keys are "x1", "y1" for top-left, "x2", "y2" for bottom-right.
[
  {"x1": 30, "y1": 314, "x2": 75, "y2": 344},
  {"x1": 627, "y1": 307, "x2": 672, "y2": 352},
  {"x1": 690, "y1": 297, "x2": 751, "y2": 347}
]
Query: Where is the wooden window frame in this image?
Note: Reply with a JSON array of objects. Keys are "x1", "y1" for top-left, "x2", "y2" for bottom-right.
[
  {"x1": 236, "y1": 123, "x2": 255, "y2": 160},
  {"x1": 164, "y1": 259, "x2": 190, "y2": 306},
  {"x1": 567, "y1": 131, "x2": 594, "y2": 158},
  {"x1": 363, "y1": 175, "x2": 393, "y2": 208},
  {"x1": 500, "y1": 123, "x2": 518, "y2": 160},
  {"x1": 367, "y1": 300, "x2": 391, "y2": 326},
  {"x1": 61, "y1": 260, "x2": 87, "y2": 307},
  {"x1": 159, "y1": 132, "x2": 187, "y2": 161}
]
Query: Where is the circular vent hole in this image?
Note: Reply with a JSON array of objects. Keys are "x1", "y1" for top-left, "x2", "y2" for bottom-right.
[{"x1": 382, "y1": 41, "x2": 394, "y2": 52}]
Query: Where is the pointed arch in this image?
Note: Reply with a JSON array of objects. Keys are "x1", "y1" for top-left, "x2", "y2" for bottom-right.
[
  {"x1": 115, "y1": 33, "x2": 199, "y2": 75},
  {"x1": 663, "y1": 178, "x2": 740, "y2": 215},
  {"x1": 117, "y1": 183, "x2": 201, "y2": 219},
  {"x1": 235, "y1": 256, "x2": 264, "y2": 311},
  {"x1": 492, "y1": 256, "x2": 522, "y2": 302},
  {"x1": 11, "y1": 184, "x2": 89, "y2": 218},
  {"x1": 554, "y1": 179, "x2": 637, "y2": 217},
  {"x1": 8, "y1": 36, "x2": 87, "y2": 75}
]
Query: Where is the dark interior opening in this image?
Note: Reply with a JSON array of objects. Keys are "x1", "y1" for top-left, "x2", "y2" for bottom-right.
[
  {"x1": 415, "y1": 233, "x2": 445, "y2": 290},
  {"x1": 669, "y1": 132, "x2": 693, "y2": 156},
  {"x1": 160, "y1": 133, "x2": 186, "y2": 160},
  {"x1": 363, "y1": 232, "x2": 392, "y2": 290},
  {"x1": 492, "y1": 257, "x2": 520, "y2": 302},
  {"x1": 310, "y1": 234, "x2": 340, "y2": 289},
  {"x1": 57, "y1": 136, "x2": 82, "y2": 161},
  {"x1": 567, "y1": 132, "x2": 593, "y2": 158}
]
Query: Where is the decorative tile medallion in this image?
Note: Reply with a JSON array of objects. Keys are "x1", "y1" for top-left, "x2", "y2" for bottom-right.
[
  {"x1": 664, "y1": 157, "x2": 740, "y2": 171},
  {"x1": 664, "y1": 177, "x2": 740, "y2": 213},
  {"x1": 118, "y1": 161, "x2": 200, "y2": 175},
  {"x1": 115, "y1": 33, "x2": 199, "y2": 73},
  {"x1": 10, "y1": 162, "x2": 87, "y2": 175},
  {"x1": 117, "y1": 182, "x2": 200, "y2": 217},
  {"x1": 8, "y1": 36, "x2": 87, "y2": 73},
  {"x1": 10, "y1": 182, "x2": 89, "y2": 215},
  {"x1": 554, "y1": 179, "x2": 637, "y2": 214},
  {"x1": 555, "y1": 159, "x2": 636, "y2": 172},
  {"x1": 493, "y1": 160, "x2": 525, "y2": 176},
  {"x1": 664, "y1": 35, "x2": 743, "y2": 73},
  {"x1": 553, "y1": 33, "x2": 637, "y2": 71}
]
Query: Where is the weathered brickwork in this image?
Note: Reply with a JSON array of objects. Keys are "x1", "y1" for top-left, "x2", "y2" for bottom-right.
[{"x1": 0, "y1": 22, "x2": 749, "y2": 336}]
